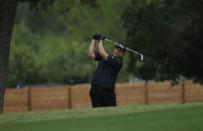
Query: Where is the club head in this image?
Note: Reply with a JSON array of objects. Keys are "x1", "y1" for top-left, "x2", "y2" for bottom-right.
[{"x1": 141, "y1": 55, "x2": 144, "y2": 61}]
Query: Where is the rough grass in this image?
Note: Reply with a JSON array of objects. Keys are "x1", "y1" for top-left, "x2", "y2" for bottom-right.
[{"x1": 0, "y1": 103, "x2": 203, "y2": 131}]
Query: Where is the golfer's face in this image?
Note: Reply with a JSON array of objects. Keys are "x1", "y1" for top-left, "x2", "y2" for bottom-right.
[{"x1": 113, "y1": 48, "x2": 123, "y2": 57}]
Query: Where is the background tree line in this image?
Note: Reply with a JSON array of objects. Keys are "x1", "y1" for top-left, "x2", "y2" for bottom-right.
[
  {"x1": 5, "y1": 0, "x2": 203, "y2": 87},
  {"x1": 123, "y1": 0, "x2": 203, "y2": 84},
  {"x1": 7, "y1": 0, "x2": 131, "y2": 87}
]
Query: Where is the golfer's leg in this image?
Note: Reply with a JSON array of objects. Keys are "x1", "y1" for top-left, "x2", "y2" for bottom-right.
[
  {"x1": 108, "y1": 91, "x2": 117, "y2": 106},
  {"x1": 90, "y1": 88, "x2": 101, "y2": 107},
  {"x1": 101, "y1": 91, "x2": 117, "y2": 107}
]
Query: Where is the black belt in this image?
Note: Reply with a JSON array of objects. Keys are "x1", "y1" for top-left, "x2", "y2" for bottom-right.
[{"x1": 91, "y1": 85, "x2": 113, "y2": 91}]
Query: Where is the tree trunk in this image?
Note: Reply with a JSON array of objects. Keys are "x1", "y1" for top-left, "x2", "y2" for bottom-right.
[{"x1": 0, "y1": 0, "x2": 18, "y2": 114}]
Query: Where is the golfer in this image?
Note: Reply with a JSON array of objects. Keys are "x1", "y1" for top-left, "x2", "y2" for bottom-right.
[{"x1": 88, "y1": 34, "x2": 126, "y2": 107}]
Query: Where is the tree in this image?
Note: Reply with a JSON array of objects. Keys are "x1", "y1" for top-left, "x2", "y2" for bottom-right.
[
  {"x1": 6, "y1": 0, "x2": 131, "y2": 85},
  {"x1": 123, "y1": 0, "x2": 203, "y2": 83},
  {"x1": 0, "y1": 0, "x2": 98, "y2": 114},
  {"x1": 7, "y1": 42, "x2": 41, "y2": 86},
  {"x1": 0, "y1": 0, "x2": 18, "y2": 114}
]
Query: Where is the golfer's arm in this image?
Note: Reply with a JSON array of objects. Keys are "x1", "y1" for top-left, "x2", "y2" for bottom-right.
[
  {"x1": 88, "y1": 39, "x2": 96, "y2": 60},
  {"x1": 98, "y1": 41, "x2": 108, "y2": 60}
]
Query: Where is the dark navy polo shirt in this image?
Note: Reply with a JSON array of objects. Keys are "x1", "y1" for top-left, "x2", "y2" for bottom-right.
[{"x1": 91, "y1": 52, "x2": 123, "y2": 89}]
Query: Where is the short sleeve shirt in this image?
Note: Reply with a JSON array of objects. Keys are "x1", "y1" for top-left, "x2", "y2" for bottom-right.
[{"x1": 91, "y1": 52, "x2": 123, "y2": 89}]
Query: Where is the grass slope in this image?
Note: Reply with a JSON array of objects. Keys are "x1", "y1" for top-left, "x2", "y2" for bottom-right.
[{"x1": 0, "y1": 103, "x2": 203, "y2": 131}]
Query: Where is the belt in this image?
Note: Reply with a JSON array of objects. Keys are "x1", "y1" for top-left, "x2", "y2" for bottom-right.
[{"x1": 91, "y1": 85, "x2": 113, "y2": 91}]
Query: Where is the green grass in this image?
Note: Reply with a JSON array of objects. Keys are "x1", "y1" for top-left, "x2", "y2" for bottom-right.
[{"x1": 0, "y1": 103, "x2": 203, "y2": 131}]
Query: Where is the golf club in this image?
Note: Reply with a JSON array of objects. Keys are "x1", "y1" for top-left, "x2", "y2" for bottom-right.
[{"x1": 105, "y1": 38, "x2": 144, "y2": 61}]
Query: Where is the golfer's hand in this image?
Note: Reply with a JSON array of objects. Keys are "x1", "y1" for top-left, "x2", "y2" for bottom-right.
[
  {"x1": 99, "y1": 35, "x2": 106, "y2": 41},
  {"x1": 92, "y1": 34, "x2": 101, "y2": 40}
]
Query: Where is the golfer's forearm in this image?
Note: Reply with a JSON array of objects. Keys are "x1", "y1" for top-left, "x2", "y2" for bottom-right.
[
  {"x1": 88, "y1": 39, "x2": 96, "y2": 59},
  {"x1": 98, "y1": 41, "x2": 108, "y2": 60}
]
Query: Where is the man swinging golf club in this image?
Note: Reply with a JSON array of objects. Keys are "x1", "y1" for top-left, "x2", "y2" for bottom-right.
[{"x1": 88, "y1": 34, "x2": 126, "y2": 107}]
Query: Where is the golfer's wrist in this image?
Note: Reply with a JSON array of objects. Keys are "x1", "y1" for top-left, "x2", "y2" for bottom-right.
[
  {"x1": 98, "y1": 42, "x2": 103, "y2": 47},
  {"x1": 91, "y1": 39, "x2": 96, "y2": 43}
]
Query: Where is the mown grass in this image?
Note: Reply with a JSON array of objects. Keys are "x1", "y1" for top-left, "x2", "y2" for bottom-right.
[{"x1": 0, "y1": 103, "x2": 203, "y2": 131}]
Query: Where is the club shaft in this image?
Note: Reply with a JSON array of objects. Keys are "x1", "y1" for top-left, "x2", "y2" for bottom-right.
[{"x1": 126, "y1": 47, "x2": 143, "y2": 56}]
